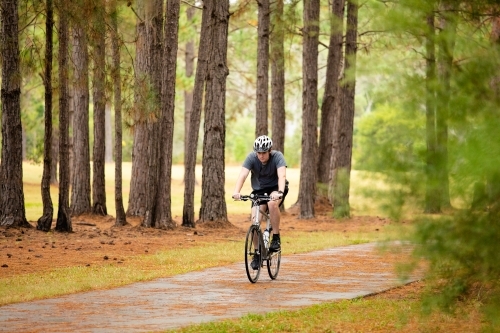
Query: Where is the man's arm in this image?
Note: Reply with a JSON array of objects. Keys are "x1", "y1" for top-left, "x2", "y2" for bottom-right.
[
  {"x1": 270, "y1": 166, "x2": 287, "y2": 200},
  {"x1": 232, "y1": 167, "x2": 250, "y2": 199}
]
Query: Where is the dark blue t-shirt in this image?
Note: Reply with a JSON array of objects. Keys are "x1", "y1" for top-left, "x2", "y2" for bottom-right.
[{"x1": 242, "y1": 150, "x2": 287, "y2": 191}]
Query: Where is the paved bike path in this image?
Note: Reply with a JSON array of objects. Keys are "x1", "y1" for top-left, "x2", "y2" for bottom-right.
[{"x1": 0, "y1": 243, "x2": 420, "y2": 333}]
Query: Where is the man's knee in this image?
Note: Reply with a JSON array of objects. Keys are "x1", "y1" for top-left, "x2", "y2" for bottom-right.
[{"x1": 268, "y1": 201, "x2": 280, "y2": 211}]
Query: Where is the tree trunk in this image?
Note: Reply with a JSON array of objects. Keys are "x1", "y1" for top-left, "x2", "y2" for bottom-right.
[
  {"x1": 127, "y1": 0, "x2": 147, "y2": 217},
  {"x1": 153, "y1": 0, "x2": 180, "y2": 230},
  {"x1": 255, "y1": 0, "x2": 270, "y2": 137},
  {"x1": 436, "y1": 1, "x2": 456, "y2": 209},
  {"x1": 110, "y1": 0, "x2": 127, "y2": 226},
  {"x1": 127, "y1": 0, "x2": 158, "y2": 218},
  {"x1": 105, "y1": 103, "x2": 113, "y2": 163},
  {"x1": 50, "y1": 128, "x2": 59, "y2": 185},
  {"x1": 70, "y1": 20, "x2": 91, "y2": 216},
  {"x1": 297, "y1": 0, "x2": 320, "y2": 219},
  {"x1": 141, "y1": 0, "x2": 163, "y2": 228},
  {"x1": 37, "y1": 0, "x2": 55, "y2": 232},
  {"x1": 424, "y1": 12, "x2": 441, "y2": 214},
  {"x1": 317, "y1": 0, "x2": 344, "y2": 189},
  {"x1": 332, "y1": 0, "x2": 358, "y2": 217},
  {"x1": 198, "y1": 0, "x2": 230, "y2": 224},
  {"x1": 92, "y1": 0, "x2": 107, "y2": 216},
  {"x1": 0, "y1": 0, "x2": 30, "y2": 228},
  {"x1": 184, "y1": 6, "x2": 196, "y2": 158},
  {"x1": 270, "y1": 0, "x2": 285, "y2": 154},
  {"x1": 182, "y1": 2, "x2": 210, "y2": 228},
  {"x1": 55, "y1": 0, "x2": 72, "y2": 232},
  {"x1": 330, "y1": 0, "x2": 357, "y2": 218}
]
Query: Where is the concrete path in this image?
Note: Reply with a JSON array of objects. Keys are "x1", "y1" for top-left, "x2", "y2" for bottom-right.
[{"x1": 0, "y1": 243, "x2": 419, "y2": 333}]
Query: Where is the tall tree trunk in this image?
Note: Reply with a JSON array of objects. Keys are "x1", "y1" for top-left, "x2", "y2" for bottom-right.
[
  {"x1": 255, "y1": 0, "x2": 270, "y2": 137},
  {"x1": 127, "y1": 0, "x2": 149, "y2": 217},
  {"x1": 110, "y1": 0, "x2": 127, "y2": 226},
  {"x1": 184, "y1": 6, "x2": 196, "y2": 158},
  {"x1": 270, "y1": 0, "x2": 285, "y2": 154},
  {"x1": 56, "y1": 0, "x2": 72, "y2": 232},
  {"x1": 317, "y1": 0, "x2": 344, "y2": 190},
  {"x1": 105, "y1": 103, "x2": 113, "y2": 162},
  {"x1": 141, "y1": 0, "x2": 163, "y2": 228},
  {"x1": 153, "y1": 0, "x2": 180, "y2": 230},
  {"x1": 92, "y1": 0, "x2": 107, "y2": 216},
  {"x1": 330, "y1": 0, "x2": 357, "y2": 218},
  {"x1": 128, "y1": 0, "x2": 160, "y2": 218},
  {"x1": 297, "y1": 0, "x2": 320, "y2": 219},
  {"x1": 50, "y1": 128, "x2": 59, "y2": 184},
  {"x1": 37, "y1": 0, "x2": 55, "y2": 231},
  {"x1": 0, "y1": 0, "x2": 30, "y2": 228},
  {"x1": 198, "y1": 0, "x2": 230, "y2": 224},
  {"x1": 424, "y1": 11, "x2": 440, "y2": 214},
  {"x1": 436, "y1": 1, "x2": 456, "y2": 209},
  {"x1": 182, "y1": 2, "x2": 210, "y2": 227},
  {"x1": 71, "y1": 16, "x2": 91, "y2": 216}
]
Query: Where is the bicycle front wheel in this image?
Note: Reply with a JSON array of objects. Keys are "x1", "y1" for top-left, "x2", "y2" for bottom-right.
[
  {"x1": 244, "y1": 225, "x2": 262, "y2": 283},
  {"x1": 267, "y1": 248, "x2": 281, "y2": 279}
]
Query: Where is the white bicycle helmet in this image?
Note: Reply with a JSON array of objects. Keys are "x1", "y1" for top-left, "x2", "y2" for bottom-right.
[{"x1": 253, "y1": 135, "x2": 273, "y2": 152}]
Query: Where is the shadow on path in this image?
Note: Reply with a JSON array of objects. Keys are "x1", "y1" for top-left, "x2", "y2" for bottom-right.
[{"x1": 0, "y1": 243, "x2": 420, "y2": 333}]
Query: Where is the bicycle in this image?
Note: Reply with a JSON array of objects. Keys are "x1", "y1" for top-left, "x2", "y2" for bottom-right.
[{"x1": 237, "y1": 194, "x2": 282, "y2": 283}]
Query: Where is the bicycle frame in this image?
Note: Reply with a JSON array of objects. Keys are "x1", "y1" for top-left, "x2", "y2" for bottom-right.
[{"x1": 241, "y1": 194, "x2": 272, "y2": 253}]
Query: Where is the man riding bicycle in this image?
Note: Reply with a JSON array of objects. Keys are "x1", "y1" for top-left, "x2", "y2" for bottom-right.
[{"x1": 232, "y1": 135, "x2": 288, "y2": 270}]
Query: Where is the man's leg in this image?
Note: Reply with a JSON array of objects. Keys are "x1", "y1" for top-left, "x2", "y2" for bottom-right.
[{"x1": 268, "y1": 199, "x2": 282, "y2": 251}]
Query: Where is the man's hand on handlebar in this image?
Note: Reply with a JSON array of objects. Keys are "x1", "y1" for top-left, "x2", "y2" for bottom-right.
[
  {"x1": 270, "y1": 191, "x2": 283, "y2": 201},
  {"x1": 232, "y1": 193, "x2": 241, "y2": 200}
]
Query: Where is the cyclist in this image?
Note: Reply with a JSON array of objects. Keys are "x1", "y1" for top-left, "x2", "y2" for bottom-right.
[{"x1": 232, "y1": 135, "x2": 288, "y2": 270}]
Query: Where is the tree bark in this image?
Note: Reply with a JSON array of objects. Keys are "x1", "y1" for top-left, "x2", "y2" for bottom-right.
[
  {"x1": 105, "y1": 103, "x2": 113, "y2": 163},
  {"x1": 55, "y1": 0, "x2": 72, "y2": 232},
  {"x1": 424, "y1": 11, "x2": 441, "y2": 214},
  {"x1": 270, "y1": 0, "x2": 285, "y2": 154},
  {"x1": 153, "y1": 0, "x2": 180, "y2": 230},
  {"x1": 317, "y1": 0, "x2": 344, "y2": 188},
  {"x1": 127, "y1": 0, "x2": 149, "y2": 217},
  {"x1": 37, "y1": 0, "x2": 55, "y2": 231},
  {"x1": 70, "y1": 17, "x2": 91, "y2": 216},
  {"x1": 330, "y1": 0, "x2": 358, "y2": 218},
  {"x1": 0, "y1": 0, "x2": 30, "y2": 228},
  {"x1": 184, "y1": 6, "x2": 196, "y2": 158},
  {"x1": 110, "y1": 0, "x2": 127, "y2": 226},
  {"x1": 255, "y1": 0, "x2": 270, "y2": 137},
  {"x1": 298, "y1": 0, "x2": 320, "y2": 219},
  {"x1": 198, "y1": 0, "x2": 230, "y2": 224},
  {"x1": 436, "y1": 1, "x2": 456, "y2": 209},
  {"x1": 140, "y1": 0, "x2": 163, "y2": 228},
  {"x1": 92, "y1": 0, "x2": 108, "y2": 216},
  {"x1": 183, "y1": 2, "x2": 210, "y2": 227}
]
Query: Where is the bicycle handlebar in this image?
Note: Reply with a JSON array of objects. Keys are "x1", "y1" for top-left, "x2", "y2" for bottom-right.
[{"x1": 235, "y1": 193, "x2": 282, "y2": 203}]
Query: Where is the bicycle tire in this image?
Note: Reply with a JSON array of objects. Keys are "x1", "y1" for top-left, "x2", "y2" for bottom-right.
[
  {"x1": 266, "y1": 247, "x2": 281, "y2": 279},
  {"x1": 244, "y1": 225, "x2": 262, "y2": 283}
]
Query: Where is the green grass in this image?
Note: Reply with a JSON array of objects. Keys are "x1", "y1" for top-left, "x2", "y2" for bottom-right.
[{"x1": 164, "y1": 297, "x2": 419, "y2": 333}]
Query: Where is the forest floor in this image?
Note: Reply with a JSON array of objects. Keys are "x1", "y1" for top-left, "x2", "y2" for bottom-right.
[{"x1": 0, "y1": 203, "x2": 482, "y2": 332}]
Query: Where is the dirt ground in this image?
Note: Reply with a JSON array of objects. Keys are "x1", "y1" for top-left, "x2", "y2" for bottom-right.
[{"x1": 0, "y1": 203, "x2": 394, "y2": 278}]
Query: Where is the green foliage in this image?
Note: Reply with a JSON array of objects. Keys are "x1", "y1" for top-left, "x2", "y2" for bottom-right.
[
  {"x1": 413, "y1": 204, "x2": 500, "y2": 328},
  {"x1": 353, "y1": 104, "x2": 426, "y2": 173}
]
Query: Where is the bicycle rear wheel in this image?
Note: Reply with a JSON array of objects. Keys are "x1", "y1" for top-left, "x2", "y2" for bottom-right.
[
  {"x1": 267, "y1": 248, "x2": 281, "y2": 279},
  {"x1": 244, "y1": 225, "x2": 262, "y2": 283}
]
